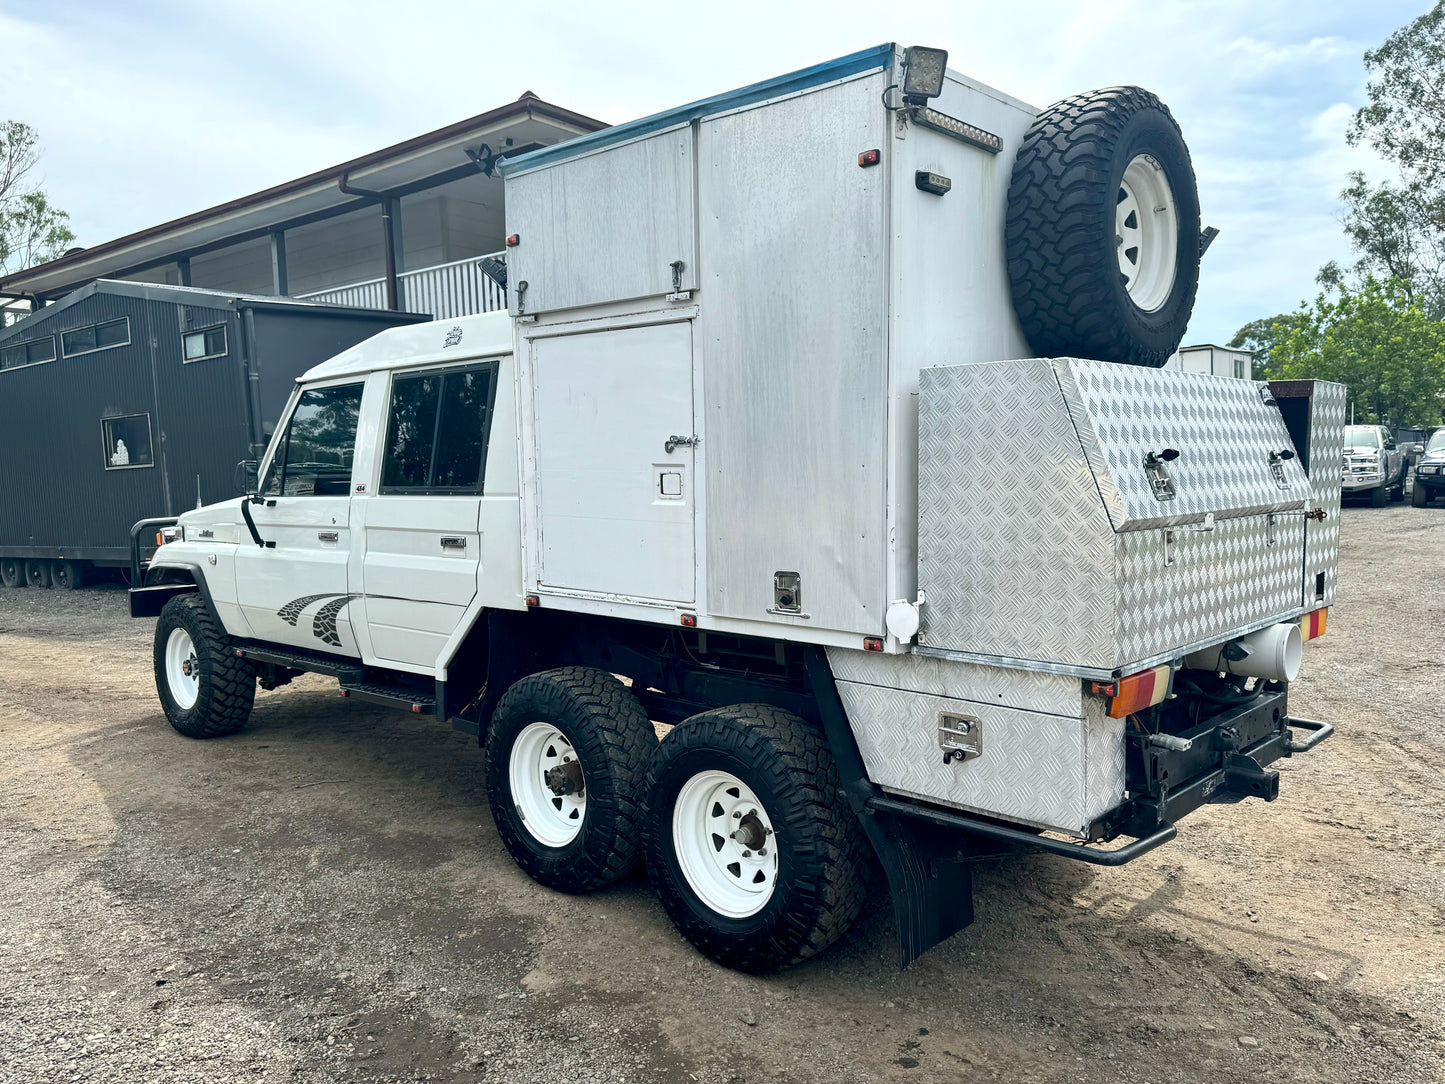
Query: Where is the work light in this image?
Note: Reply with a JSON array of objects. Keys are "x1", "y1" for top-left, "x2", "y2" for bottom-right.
[{"x1": 902, "y1": 46, "x2": 949, "y2": 103}]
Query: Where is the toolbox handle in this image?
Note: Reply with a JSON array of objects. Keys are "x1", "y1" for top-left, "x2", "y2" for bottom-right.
[{"x1": 1284, "y1": 717, "x2": 1334, "y2": 753}]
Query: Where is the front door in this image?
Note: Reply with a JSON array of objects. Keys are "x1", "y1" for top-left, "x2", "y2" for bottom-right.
[
  {"x1": 532, "y1": 321, "x2": 696, "y2": 603},
  {"x1": 358, "y1": 361, "x2": 498, "y2": 669},
  {"x1": 234, "y1": 380, "x2": 364, "y2": 655}
]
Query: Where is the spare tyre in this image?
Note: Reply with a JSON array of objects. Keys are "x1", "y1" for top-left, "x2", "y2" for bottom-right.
[{"x1": 1006, "y1": 86, "x2": 1201, "y2": 368}]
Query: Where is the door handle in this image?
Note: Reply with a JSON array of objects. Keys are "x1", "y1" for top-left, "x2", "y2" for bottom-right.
[
  {"x1": 317, "y1": 531, "x2": 339, "y2": 543},
  {"x1": 440, "y1": 536, "x2": 467, "y2": 549}
]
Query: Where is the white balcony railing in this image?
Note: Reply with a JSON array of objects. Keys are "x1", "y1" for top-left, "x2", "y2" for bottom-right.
[{"x1": 295, "y1": 252, "x2": 506, "y2": 320}]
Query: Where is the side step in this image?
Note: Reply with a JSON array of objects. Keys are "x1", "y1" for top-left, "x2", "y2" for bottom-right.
[
  {"x1": 338, "y1": 682, "x2": 436, "y2": 715},
  {"x1": 235, "y1": 642, "x2": 364, "y2": 683}
]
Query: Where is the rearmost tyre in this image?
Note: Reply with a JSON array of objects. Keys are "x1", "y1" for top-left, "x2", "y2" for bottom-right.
[{"x1": 642, "y1": 704, "x2": 867, "y2": 973}]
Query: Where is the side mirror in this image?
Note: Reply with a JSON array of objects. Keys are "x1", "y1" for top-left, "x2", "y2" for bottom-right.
[
  {"x1": 1410, "y1": 443, "x2": 1425, "y2": 455},
  {"x1": 234, "y1": 459, "x2": 259, "y2": 497}
]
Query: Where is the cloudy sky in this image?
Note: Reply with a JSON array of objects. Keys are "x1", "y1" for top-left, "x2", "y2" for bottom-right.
[{"x1": 0, "y1": 0, "x2": 1426, "y2": 343}]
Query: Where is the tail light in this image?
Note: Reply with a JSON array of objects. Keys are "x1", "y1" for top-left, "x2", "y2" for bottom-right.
[{"x1": 1101, "y1": 664, "x2": 1171, "y2": 719}]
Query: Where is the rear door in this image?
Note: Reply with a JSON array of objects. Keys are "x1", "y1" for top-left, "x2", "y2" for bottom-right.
[
  {"x1": 234, "y1": 380, "x2": 364, "y2": 654},
  {"x1": 358, "y1": 361, "x2": 500, "y2": 669},
  {"x1": 531, "y1": 322, "x2": 696, "y2": 604}
]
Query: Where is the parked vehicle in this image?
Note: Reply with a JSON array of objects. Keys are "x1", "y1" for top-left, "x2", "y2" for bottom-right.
[
  {"x1": 1413, "y1": 429, "x2": 1445, "y2": 506},
  {"x1": 129, "y1": 44, "x2": 1339, "y2": 972},
  {"x1": 1340, "y1": 424, "x2": 1409, "y2": 506}
]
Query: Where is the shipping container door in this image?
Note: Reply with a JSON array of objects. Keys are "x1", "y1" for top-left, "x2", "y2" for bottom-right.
[{"x1": 532, "y1": 322, "x2": 695, "y2": 604}]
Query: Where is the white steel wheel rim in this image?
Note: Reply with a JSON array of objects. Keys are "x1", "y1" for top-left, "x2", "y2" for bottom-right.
[
  {"x1": 165, "y1": 628, "x2": 200, "y2": 710},
  {"x1": 1116, "y1": 154, "x2": 1179, "y2": 313},
  {"x1": 510, "y1": 722, "x2": 586, "y2": 848},
  {"x1": 672, "y1": 770, "x2": 779, "y2": 919}
]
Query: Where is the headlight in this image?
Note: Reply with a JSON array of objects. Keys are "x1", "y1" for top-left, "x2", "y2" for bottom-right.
[{"x1": 157, "y1": 525, "x2": 184, "y2": 545}]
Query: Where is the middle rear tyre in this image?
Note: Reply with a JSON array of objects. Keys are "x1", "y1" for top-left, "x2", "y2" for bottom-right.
[
  {"x1": 643, "y1": 704, "x2": 867, "y2": 973},
  {"x1": 484, "y1": 667, "x2": 658, "y2": 893},
  {"x1": 24, "y1": 559, "x2": 51, "y2": 588}
]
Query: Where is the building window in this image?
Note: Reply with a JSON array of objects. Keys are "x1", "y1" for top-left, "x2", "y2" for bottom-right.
[
  {"x1": 62, "y1": 317, "x2": 131, "y2": 358},
  {"x1": 182, "y1": 324, "x2": 227, "y2": 362},
  {"x1": 1234, "y1": 357, "x2": 1246, "y2": 378},
  {"x1": 102, "y1": 413, "x2": 155, "y2": 470},
  {"x1": 380, "y1": 362, "x2": 499, "y2": 495},
  {"x1": 0, "y1": 335, "x2": 57, "y2": 371}
]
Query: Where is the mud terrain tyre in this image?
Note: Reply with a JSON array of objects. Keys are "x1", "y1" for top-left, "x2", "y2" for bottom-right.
[
  {"x1": 1007, "y1": 86, "x2": 1201, "y2": 367},
  {"x1": 154, "y1": 593, "x2": 256, "y2": 738},
  {"x1": 485, "y1": 667, "x2": 658, "y2": 893},
  {"x1": 642, "y1": 704, "x2": 867, "y2": 973}
]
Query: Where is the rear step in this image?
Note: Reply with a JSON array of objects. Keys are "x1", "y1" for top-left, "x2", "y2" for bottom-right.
[
  {"x1": 234, "y1": 643, "x2": 363, "y2": 683},
  {"x1": 338, "y1": 682, "x2": 436, "y2": 714}
]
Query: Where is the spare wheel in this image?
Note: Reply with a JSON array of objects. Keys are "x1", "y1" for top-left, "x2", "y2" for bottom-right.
[{"x1": 1006, "y1": 86, "x2": 1201, "y2": 368}]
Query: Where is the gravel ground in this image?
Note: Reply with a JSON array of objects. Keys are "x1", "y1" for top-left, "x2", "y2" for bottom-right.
[{"x1": 1, "y1": 504, "x2": 1443, "y2": 1084}]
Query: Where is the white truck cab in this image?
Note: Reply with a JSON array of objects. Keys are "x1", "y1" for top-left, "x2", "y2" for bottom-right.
[{"x1": 132, "y1": 44, "x2": 1340, "y2": 973}]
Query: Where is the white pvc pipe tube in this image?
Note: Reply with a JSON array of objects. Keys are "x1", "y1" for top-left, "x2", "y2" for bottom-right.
[{"x1": 1185, "y1": 622, "x2": 1303, "y2": 683}]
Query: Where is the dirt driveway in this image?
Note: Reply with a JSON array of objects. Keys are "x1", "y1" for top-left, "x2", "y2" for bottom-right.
[{"x1": 2, "y1": 505, "x2": 1442, "y2": 1084}]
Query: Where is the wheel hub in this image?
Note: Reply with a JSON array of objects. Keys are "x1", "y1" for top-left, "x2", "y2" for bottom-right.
[
  {"x1": 673, "y1": 771, "x2": 779, "y2": 918},
  {"x1": 544, "y1": 759, "x2": 584, "y2": 797},
  {"x1": 1115, "y1": 153, "x2": 1179, "y2": 313},
  {"x1": 510, "y1": 722, "x2": 587, "y2": 847}
]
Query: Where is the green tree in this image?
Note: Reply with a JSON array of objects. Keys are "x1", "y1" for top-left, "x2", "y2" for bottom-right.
[
  {"x1": 1334, "y1": 4, "x2": 1445, "y2": 314},
  {"x1": 0, "y1": 120, "x2": 75, "y2": 277},
  {"x1": 1229, "y1": 313, "x2": 1300, "y2": 378},
  {"x1": 1267, "y1": 277, "x2": 1445, "y2": 428}
]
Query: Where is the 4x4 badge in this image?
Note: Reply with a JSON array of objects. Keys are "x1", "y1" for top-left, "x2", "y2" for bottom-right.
[{"x1": 444, "y1": 326, "x2": 463, "y2": 348}]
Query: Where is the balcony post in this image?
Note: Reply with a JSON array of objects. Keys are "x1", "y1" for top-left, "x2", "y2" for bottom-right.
[
  {"x1": 384, "y1": 197, "x2": 404, "y2": 310},
  {"x1": 270, "y1": 230, "x2": 289, "y2": 296}
]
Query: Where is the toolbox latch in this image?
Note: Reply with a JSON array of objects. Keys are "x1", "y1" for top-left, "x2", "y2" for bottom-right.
[{"x1": 938, "y1": 712, "x2": 982, "y2": 765}]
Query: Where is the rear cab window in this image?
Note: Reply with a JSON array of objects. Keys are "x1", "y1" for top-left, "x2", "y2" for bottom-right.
[{"x1": 380, "y1": 362, "x2": 499, "y2": 495}]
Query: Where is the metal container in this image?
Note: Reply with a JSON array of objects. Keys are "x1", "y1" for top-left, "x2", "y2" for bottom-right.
[{"x1": 916, "y1": 358, "x2": 1331, "y2": 677}]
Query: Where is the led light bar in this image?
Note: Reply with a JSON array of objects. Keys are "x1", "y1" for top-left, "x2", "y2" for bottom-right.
[{"x1": 909, "y1": 107, "x2": 1003, "y2": 154}]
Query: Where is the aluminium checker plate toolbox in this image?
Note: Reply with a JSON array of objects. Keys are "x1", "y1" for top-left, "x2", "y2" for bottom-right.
[{"x1": 914, "y1": 358, "x2": 1322, "y2": 676}]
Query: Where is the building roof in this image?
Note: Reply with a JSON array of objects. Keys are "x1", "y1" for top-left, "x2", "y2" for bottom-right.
[
  {"x1": 1, "y1": 93, "x2": 607, "y2": 300},
  {"x1": 302, "y1": 310, "x2": 513, "y2": 383},
  {"x1": 0, "y1": 279, "x2": 429, "y2": 347}
]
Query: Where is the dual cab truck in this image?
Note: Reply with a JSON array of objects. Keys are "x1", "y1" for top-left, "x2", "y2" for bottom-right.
[{"x1": 131, "y1": 44, "x2": 1340, "y2": 971}]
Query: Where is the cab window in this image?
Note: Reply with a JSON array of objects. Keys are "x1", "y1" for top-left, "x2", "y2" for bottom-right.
[
  {"x1": 262, "y1": 382, "x2": 364, "y2": 496},
  {"x1": 380, "y1": 362, "x2": 498, "y2": 494}
]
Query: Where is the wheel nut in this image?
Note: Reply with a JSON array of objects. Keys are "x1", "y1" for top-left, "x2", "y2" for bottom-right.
[{"x1": 741, "y1": 850, "x2": 751, "y2": 858}]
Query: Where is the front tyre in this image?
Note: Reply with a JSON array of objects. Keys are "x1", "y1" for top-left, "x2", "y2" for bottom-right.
[
  {"x1": 1371, "y1": 483, "x2": 1388, "y2": 507},
  {"x1": 484, "y1": 667, "x2": 658, "y2": 893},
  {"x1": 1414, "y1": 480, "x2": 1432, "y2": 507},
  {"x1": 153, "y1": 593, "x2": 256, "y2": 738},
  {"x1": 643, "y1": 705, "x2": 867, "y2": 973}
]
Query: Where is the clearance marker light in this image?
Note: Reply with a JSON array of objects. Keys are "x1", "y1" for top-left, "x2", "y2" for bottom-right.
[
  {"x1": 1104, "y1": 664, "x2": 1171, "y2": 719},
  {"x1": 680, "y1": 613, "x2": 697, "y2": 627},
  {"x1": 863, "y1": 636, "x2": 885, "y2": 652},
  {"x1": 525, "y1": 594, "x2": 540, "y2": 608},
  {"x1": 1300, "y1": 608, "x2": 1328, "y2": 641},
  {"x1": 858, "y1": 148, "x2": 881, "y2": 168}
]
